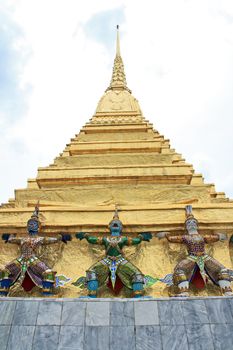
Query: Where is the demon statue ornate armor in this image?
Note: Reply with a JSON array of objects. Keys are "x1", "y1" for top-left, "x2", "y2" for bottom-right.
[
  {"x1": 0, "y1": 205, "x2": 71, "y2": 296},
  {"x1": 157, "y1": 205, "x2": 233, "y2": 297},
  {"x1": 76, "y1": 208, "x2": 152, "y2": 298}
]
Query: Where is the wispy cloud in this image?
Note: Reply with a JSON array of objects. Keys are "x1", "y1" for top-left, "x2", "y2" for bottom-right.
[
  {"x1": 0, "y1": 5, "x2": 31, "y2": 125},
  {"x1": 84, "y1": 6, "x2": 125, "y2": 53}
]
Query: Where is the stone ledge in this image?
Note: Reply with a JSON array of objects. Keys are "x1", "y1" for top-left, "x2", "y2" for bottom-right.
[{"x1": 0, "y1": 297, "x2": 233, "y2": 349}]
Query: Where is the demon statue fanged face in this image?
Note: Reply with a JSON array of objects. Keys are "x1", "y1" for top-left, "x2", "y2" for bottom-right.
[
  {"x1": 185, "y1": 217, "x2": 198, "y2": 234},
  {"x1": 109, "y1": 219, "x2": 123, "y2": 236},
  {"x1": 27, "y1": 204, "x2": 40, "y2": 235}
]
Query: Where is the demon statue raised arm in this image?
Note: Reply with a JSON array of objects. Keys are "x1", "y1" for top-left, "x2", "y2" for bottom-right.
[
  {"x1": 76, "y1": 208, "x2": 152, "y2": 298},
  {"x1": 156, "y1": 205, "x2": 233, "y2": 297},
  {"x1": 0, "y1": 204, "x2": 71, "y2": 296}
]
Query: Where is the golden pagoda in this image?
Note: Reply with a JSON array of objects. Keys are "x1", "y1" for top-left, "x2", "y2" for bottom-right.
[{"x1": 0, "y1": 27, "x2": 233, "y2": 297}]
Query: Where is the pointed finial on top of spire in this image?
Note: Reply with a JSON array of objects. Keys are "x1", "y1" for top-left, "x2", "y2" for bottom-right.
[
  {"x1": 116, "y1": 25, "x2": 120, "y2": 56},
  {"x1": 106, "y1": 26, "x2": 131, "y2": 92}
]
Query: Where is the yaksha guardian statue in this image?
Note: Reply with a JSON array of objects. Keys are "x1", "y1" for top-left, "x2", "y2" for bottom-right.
[
  {"x1": 157, "y1": 205, "x2": 233, "y2": 297},
  {"x1": 0, "y1": 205, "x2": 71, "y2": 296},
  {"x1": 76, "y1": 208, "x2": 152, "y2": 298}
]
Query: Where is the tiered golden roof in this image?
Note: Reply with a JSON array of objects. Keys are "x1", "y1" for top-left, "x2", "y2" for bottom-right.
[
  {"x1": 0, "y1": 27, "x2": 233, "y2": 236},
  {"x1": 1, "y1": 26, "x2": 233, "y2": 298}
]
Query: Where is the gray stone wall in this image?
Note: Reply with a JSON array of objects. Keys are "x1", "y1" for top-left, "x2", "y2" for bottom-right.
[{"x1": 0, "y1": 296, "x2": 233, "y2": 349}]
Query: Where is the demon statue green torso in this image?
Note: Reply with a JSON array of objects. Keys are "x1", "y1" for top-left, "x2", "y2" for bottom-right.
[
  {"x1": 76, "y1": 209, "x2": 152, "y2": 298},
  {"x1": 157, "y1": 205, "x2": 233, "y2": 297},
  {"x1": 0, "y1": 205, "x2": 71, "y2": 296}
]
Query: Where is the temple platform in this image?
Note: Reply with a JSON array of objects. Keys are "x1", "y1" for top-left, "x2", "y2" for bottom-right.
[{"x1": 0, "y1": 296, "x2": 233, "y2": 349}]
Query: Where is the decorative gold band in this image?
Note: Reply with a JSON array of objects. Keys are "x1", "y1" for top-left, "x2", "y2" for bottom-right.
[
  {"x1": 88, "y1": 290, "x2": 97, "y2": 296},
  {"x1": 173, "y1": 273, "x2": 188, "y2": 285},
  {"x1": 133, "y1": 290, "x2": 143, "y2": 296},
  {"x1": 218, "y1": 271, "x2": 231, "y2": 281}
]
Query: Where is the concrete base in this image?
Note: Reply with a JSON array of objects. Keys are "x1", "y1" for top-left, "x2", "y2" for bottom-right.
[{"x1": 0, "y1": 296, "x2": 233, "y2": 349}]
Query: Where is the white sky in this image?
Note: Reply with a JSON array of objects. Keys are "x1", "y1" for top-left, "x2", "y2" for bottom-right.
[{"x1": 0, "y1": 0, "x2": 233, "y2": 204}]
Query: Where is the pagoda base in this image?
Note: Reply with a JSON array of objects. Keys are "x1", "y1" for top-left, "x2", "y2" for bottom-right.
[{"x1": 0, "y1": 296, "x2": 233, "y2": 349}]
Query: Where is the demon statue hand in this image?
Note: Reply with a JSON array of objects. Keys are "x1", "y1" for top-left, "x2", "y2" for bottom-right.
[
  {"x1": 76, "y1": 208, "x2": 152, "y2": 298},
  {"x1": 0, "y1": 204, "x2": 71, "y2": 296},
  {"x1": 156, "y1": 205, "x2": 233, "y2": 297}
]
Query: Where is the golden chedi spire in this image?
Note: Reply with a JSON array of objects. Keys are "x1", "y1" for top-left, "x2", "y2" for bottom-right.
[
  {"x1": 106, "y1": 25, "x2": 131, "y2": 93},
  {"x1": 93, "y1": 25, "x2": 142, "y2": 122}
]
